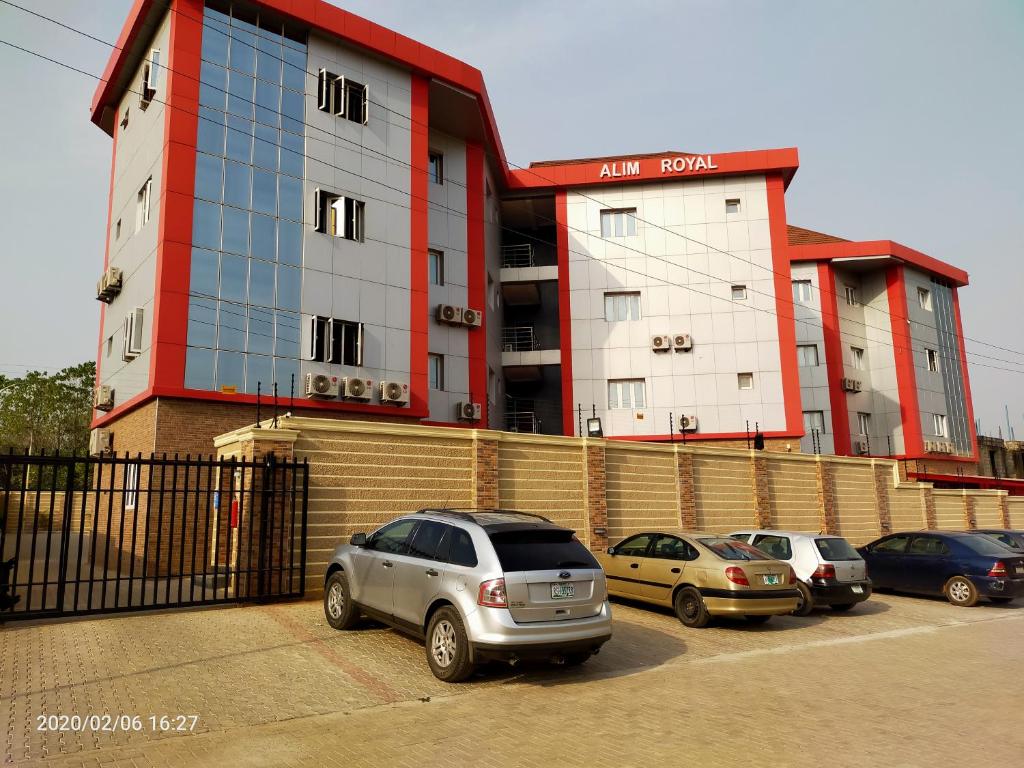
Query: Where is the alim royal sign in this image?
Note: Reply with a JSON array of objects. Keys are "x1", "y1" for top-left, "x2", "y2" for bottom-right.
[{"x1": 598, "y1": 155, "x2": 719, "y2": 179}]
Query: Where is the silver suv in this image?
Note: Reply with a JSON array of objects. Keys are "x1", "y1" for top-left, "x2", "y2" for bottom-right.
[{"x1": 323, "y1": 509, "x2": 612, "y2": 681}]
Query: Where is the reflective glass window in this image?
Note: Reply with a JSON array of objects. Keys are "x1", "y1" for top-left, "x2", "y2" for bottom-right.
[
  {"x1": 217, "y1": 303, "x2": 246, "y2": 351},
  {"x1": 223, "y1": 160, "x2": 251, "y2": 209},
  {"x1": 225, "y1": 116, "x2": 253, "y2": 163},
  {"x1": 221, "y1": 206, "x2": 249, "y2": 255},
  {"x1": 278, "y1": 175, "x2": 302, "y2": 221},
  {"x1": 187, "y1": 297, "x2": 218, "y2": 348},
  {"x1": 277, "y1": 220, "x2": 301, "y2": 265},
  {"x1": 190, "y1": 247, "x2": 219, "y2": 297},
  {"x1": 185, "y1": 347, "x2": 216, "y2": 390},
  {"x1": 252, "y1": 168, "x2": 277, "y2": 215},
  {"x1": 217, "y1": 350, "x2": 245, "y2": 389},
  {"x1": 245, "y1": 354, "x2": 273, "y2": 394},
  {"x1": 249, "y1": 259, "x2": 275, "y2": 307},
  {"x1": 277, "y1": 265, "x2": 301, "y2": 310},
  {"x1": 251, "y1": 214, "x2": 276, "y2": 261},
  {"x1": 192, "y1": 200, "x2": 221, "y2": 251},
  {"x1": 220, "y1": 253, "x2": 248, "y2": 303},
  {"x1": 195, "y1": 152, "x2": 224, "y2": 202}
]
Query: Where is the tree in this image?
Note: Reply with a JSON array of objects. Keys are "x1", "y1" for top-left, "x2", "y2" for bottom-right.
[{"x1": 0, "y1": 362, "x2": 95, "y2": 454}]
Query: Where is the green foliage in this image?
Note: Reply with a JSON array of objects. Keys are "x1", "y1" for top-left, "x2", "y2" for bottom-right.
[{"x1": 0, "y1": 362, "x2": 96, "y2": 455}]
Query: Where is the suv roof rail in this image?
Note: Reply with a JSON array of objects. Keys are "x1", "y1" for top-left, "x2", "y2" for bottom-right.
[{"x1": 415, "y1": 507, "x2": 553, "y2": 523}]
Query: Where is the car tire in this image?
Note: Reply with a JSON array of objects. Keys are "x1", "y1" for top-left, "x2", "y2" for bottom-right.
[
  {"x1": 943, "y1": 576, "x2": 979, "y2": 607},
  {"x1": 324, "y1": 571, "x2": 359, "y2": 630},
  {"x1": 830, "y1": 603, "x2": 856, "y2": 612},
  {"x1": 674, "y1": 587, "x2": 711, "y2": 628},
  {"x1": 792, "y1": 581, "x2": 814, "y2": 617},
  {"x1": 744, "y1": 614, "x2": 772, "y2": 625},
  {"x1": 989, "y1": 597, "x2": 1015, "y2": 605},
  {"x1": 426, "y1": 606, "x2": 476, "y2": 682}
]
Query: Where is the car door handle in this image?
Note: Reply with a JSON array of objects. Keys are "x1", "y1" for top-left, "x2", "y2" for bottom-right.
[
  {"x1": 381, "y1": 560, "x2": 393, "y2": 568},
  {"x1": 671, "y1": 568, "x2": 681, "y2": 574},
  {"x1": 425, "y1": 568, "x2": 439, "y2": 577},
  {"x1": 630, "y1": 563, "x2": 639, "y2": 569}
]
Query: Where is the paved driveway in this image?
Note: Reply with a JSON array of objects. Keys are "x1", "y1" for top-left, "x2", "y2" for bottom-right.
[{"x1": 3, "y1": 593, "x2": 1023, "y2": 766}]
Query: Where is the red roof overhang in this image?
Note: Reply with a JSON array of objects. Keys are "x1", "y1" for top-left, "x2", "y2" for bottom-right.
[{"x1": 789, "y1": 239, "x2": 969, "y2": 287}]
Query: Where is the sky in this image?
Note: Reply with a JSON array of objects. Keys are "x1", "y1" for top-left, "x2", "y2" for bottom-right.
[{"x1": 0, "y1": 0, "x2": 1021, "y2": 437}]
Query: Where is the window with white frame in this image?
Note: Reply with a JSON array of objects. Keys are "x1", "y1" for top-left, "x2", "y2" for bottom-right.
[
  {"x1": 918, "y1": 286, "x2": 932, "y2": 311},
  {"x1": 428, "y1": 249, "x2": 444, "y2": 286},
  {"x1": 791, "y1": 280, "x2": 813, "y2": 303},
  {"x1": 844, "y1": 284, "x2": 859, "y2": 306},
  {"x1": 926, "y1": 348, "x2": 939, "y2": 372},
  {"x1": 857, "y1": 412, "x2": 871, "y2": 436},
  {"x1": 604, "y1": 292, "x2": 641, "y2": 322},
  {"x1": 122, "y1": 307, "x2": 144, "y2": 361},
  {"x1": 737, "y1": 372, "x2": 754, "y2": 390},
  {"x1": 600, "y1": 208, "x2": 637, "y2": 238},
  {"x1": 140, "y1": 49, "x2": 160, "y2": 106},
  {"x1": 797, "y1": 344, "x2": 820, "y2": 367},
  {"x1": 428, "y1": 353, "x2": 444, "y2": 390},
  {"x1": 731, "y1": 284, "x2": 747, "y2": 300},
  {"x1": 608, "y1": 378, "x2": 646, "y2": 410},
  {"x1": 306, "y1": 316, "x2": 364, "y2": 366},
  {"x1": 124, "y1": 462, "x2": 139, "y2": 510},
  {"x1": 317, "y1": 68, "x2": 368, "y2": 124},
  {"x1": 314, "y1": 189, "x2": 365, "y2": 241},
  {"x1": 933, "y1": 413, "x2": 948, "y2": 437},
  {"x1": 135, "y1": 177, "x2": 152, "y2": 232},
  {"x1": 428, "y1": 151, "x2": 444, "y2": 185},
  {"x1": 850, "y1": 346, "x2": 865, "y2": 370},
  {"x1": 725, "y1": 198, "x2": 741, "y2": 214},
  {"x1": 803, "y1": 410, "x2": 826, "y2": 434}
]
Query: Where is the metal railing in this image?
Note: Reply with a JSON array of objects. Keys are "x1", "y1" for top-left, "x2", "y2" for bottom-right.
[
  {"x1": 500, "y1": 243, "x2": 535, "y2": 268},
  {"x1": 505, "y1": 399, "x2": 540, "y2": 433},
  {"x1": 502, "y1": 325, "x2": 540, "y2": 352}
]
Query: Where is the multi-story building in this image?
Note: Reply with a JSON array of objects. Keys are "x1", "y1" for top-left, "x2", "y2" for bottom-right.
[{"x1": 88, "y1": 0, "x2": 978, "y2": 468}]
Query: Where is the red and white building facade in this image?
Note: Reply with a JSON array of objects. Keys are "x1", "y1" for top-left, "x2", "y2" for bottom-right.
[{"x1": 88, "y1": 0, "x2": 979, "y2": 471}]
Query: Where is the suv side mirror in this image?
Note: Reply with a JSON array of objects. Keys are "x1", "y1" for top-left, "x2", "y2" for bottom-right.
[
  {"x1": 350, "y1": 532, "x2": 367, "y2": 547},
  {"x1": 606, "y1": 546, "x2": 616, "y2": 556}
]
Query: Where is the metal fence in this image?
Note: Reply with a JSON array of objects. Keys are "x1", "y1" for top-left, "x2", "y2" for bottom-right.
[
  {"x1": 0, "y1": 451, "x2": 308, "y2": 622},
  {"x1": 500, "y1": 243, "x2": 535, "y2": 268}
]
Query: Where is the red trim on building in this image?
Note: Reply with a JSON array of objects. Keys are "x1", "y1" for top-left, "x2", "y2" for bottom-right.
[
  {"x1": 908, "y1": 472, "x2": 1024, "y2": 496},
  {"x1": 951, "y1": 287, "x2": 978, "y2": 461},
  {"x1": 93, "y1": 117, "x2": 120, "y2": 423},
  {"x1": 886, "y1": 265, "x2": 924, "y2": 456},
  {"x1": 149, "y1": 0, "x2": 202, "y2": 392},
  {"x1": 790, "y1": 239, "x2": 968, "y2": 287},
  {"x1": 817, "y1": 262, "x2": 851, "y2": 454},
  {"x1": 408, "y1": 75, "x2": 430, "y2": 416},
  {"x1": 465, "y1": 143, "x2": 487, "y2": 428},
  {"x1": 610, "y1": 430, "x2": 805, "y2": 443},
  {"x1": 765, "y1": 173, "x2": 803, "y2": 437},
  {"x1": 555, "y1": 190, "x2": 573, "y2": 436},
  {"x1": 89, "y1": 0, "x2": 154, "y2": 130}
]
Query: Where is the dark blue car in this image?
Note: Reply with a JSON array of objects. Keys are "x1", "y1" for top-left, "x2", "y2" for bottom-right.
[{"x1": 858, "y1": 531, "x2": 1024, "y2": 606}]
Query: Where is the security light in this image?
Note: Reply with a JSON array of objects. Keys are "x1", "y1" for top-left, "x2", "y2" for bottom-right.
[{"x1": 586, "y1": 417, "x2": 604, "y2": 437}]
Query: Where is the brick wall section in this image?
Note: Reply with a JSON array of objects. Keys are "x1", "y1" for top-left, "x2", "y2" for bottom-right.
[
  {"x1": 815, "y1": 459, "x2": 838, "y2": 534},
  {"x1": 922, "y1": 486, "x2": 938, "y2": 529},
  {"x1": 751, "y1": 454, "x2": 772, "y2": 528},
  {"x1": 676, "y1": 449, "x2": 697, "y2": 529},
  {"x1": 999, "y1": 494, "x2": 1011, "y2": 528},
  {"x1": 962, "y1": 493, "x2": 977, "y2": 530},
  {"x1": 873, "y1": 461, "x2": 893, "y2": 536},
  {"x1": 473, "y1": 434, "x2": 498, "y2": 509},
  {"x1": 584, "y1": 442, "x2": 608, "y2": 553}
]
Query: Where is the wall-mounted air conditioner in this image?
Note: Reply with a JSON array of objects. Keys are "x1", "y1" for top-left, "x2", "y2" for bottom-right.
[
  {"x1": 342, "y1": 377, "x2": 372, "y2": 400},
  {"x1": 679, "y1": 414, "x2": 698, "y2": 432},
  {"x1": 841, "y1": 377, "x2": 862, "y2": 393},
  {"x1": 436, "y1": 304, "x2": 463, "y2": 325},
  {"x1": 89, "y1": 428, "x2": 112, "y2": 456},
  {"x1": 853, "y1": 439, "x2": 869, "y2": 455},
  {"x1": 94, "y1": 385, "x2": 115, "y2": 411},
  {"x1": 305, "y1": 373, "x2": 339, "y2": 398},
  {"x1": 379, "y1": 380, "x2": 410, "y2": 405},
  {"x1": 456, "y1": 401, "x2": 481, "y2": 421},
  {"x1": 673, "y1": 333, "x2": 693, "y2": 351},
  {"x1": 651, "y1": 335, "x2": 672, "y2": 352},
  {"x1": 461, "y1": 308, "x2": 482, "y2": 328}
]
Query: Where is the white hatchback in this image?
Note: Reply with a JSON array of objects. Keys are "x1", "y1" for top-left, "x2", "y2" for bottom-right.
[{"x1": 729, "y1": 530, "x2": 872, "y2": 616}]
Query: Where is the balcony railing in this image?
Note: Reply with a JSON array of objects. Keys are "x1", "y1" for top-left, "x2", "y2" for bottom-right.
[
  {"x1": 502, "y1": 325, "x2": 539, "y2": 352},
  {"x1": 506, "y1": 398, "x2": 540, "y2": 433},
  {"x1": 500, "y1": 243, "x2": 535, "y2": 268}
]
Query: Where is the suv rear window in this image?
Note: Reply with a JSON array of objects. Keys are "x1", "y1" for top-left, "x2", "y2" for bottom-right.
[
  {"x1": 697, "y1": 538, "x2": 771, "y2": 561},
  {"x1": 815, "y1": 537, "x2": 861, "y2": 561},
  {"x1": 489, "y1": 529, "x2": 599, "y2": 572}
]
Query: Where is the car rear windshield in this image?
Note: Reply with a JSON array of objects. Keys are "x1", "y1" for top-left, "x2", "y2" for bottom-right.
[
  {"x1": 959, "y1": 535, "x2": 1018, "y2": 557},
  {"x1": 815, "y1": 537, "x2": 862, "y2": 561},
  {"x1": 697, "y1": 538, "x2": 771, "y2": 561},
  {"x1": 489, "y1": 529, "x2": 599, "y2": 572}
]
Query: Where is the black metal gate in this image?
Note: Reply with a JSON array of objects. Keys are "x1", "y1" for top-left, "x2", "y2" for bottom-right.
[{"x1": 0, "y1": 451, "x2": 308, "y2": 622}]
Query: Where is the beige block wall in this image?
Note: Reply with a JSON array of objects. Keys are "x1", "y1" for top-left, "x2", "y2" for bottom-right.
[
  {"x1": 765, "y1": 456, "x2": 819, "y2": 532},
  {"x1": 497, "y1": 436, "x2": 587, "y2": 541},
  {"x1": 1008, "y1": 498, "x2": 1024, "y2": 528},
  {"x1": 691, "y1": 452, "x2": 756, "y2": 532},
  {"x1": 889, "y1": 485, "x2": 927, "y2": 531},
  {"x1": 933, "y1": 491, "x2": 965, "y2": 529},
  {"x1": 972, "y1": 494, "x2": 1004, "y2": 528},
  {"x1": 605, "y1": 444, "x2": 679, "y2": 541},
  {"x1": 832, "y1": 462, "x2": 881, "y2": 545}
]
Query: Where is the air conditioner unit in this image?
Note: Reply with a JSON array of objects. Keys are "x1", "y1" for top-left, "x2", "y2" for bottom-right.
[
  {"x1": 342, "y1": 376, "x2": 372, "y2": 400},
  {"x1": 673, "y1": 333, "x2": 693, "y2": 351},
  {"x1": 94, "y1": 385, "x2": 115, "y2": 411},
  {"x1": 379, "y1": 380, "x2": 410, "y2": 405},
  {"x1": 841, "y1": 377, "x2": 862, "y2": 393},
  {"x1": 456, "y1": 401, "x2": 482, "y2": 422},
  {"x1": 651, "y1": 335, "x2": 672, "y2": 352},
  {"x1": 853, "y1": 439, "x2": 869, "y2": 455},
  {"x1": 679, "y1": 414, "x2": 698, "y2": 432},
  {"x1": 89, "y1": 428, "x2": 111, "y2": 456},
  {"x1": 436, "y1": 304, "x2": 463, "y2": 325},
  {"x1": 96, "y1": 267, "x2": 124, "y2": 303},
  {"x1": 304, "y1": 373, "x2": 340, "y2": 398},
  {"x1": 461, "y1": 307, "x2": 482, "y2": 328}
]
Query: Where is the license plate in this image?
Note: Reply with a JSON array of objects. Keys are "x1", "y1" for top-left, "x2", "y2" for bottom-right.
[
  {"x1": 851, "y1": 585, "x2": 864, "y2": 594},
  {"x1": 1015, "y1": 565, "x2": 1024, "y2": 575},
  {"x1": 761, "y1": 574, "x2": 780, "y2": 586},
  {"x1": 551, "y1": 583, "x2": 575, "y2": 599}
]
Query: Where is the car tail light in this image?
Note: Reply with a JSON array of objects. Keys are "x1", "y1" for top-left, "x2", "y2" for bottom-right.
[
  {"x1": 725, "y1": 566, "x2": 749, "y2": 586},
  {"x1": 988, "y1": 561, "x2": 1008, "y2": 578},
  {"x1": 789, "y1": 567, "x2": 797, "y2": 585},
  {"x1": 812, "y1": 564, "x2": 836, "y2": 580},
  {"x1": 477, "y1": 577, "x2": 507, "y2": 607}
]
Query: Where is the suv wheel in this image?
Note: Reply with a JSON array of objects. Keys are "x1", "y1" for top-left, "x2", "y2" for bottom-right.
[
  {"x1": 426, "y1": 606, "x2": 476, "y2": 682},
  {"x1": 674, "y1": 586, "x2": 711, "y2": 628},
  {"x1": 324, "y1": 571, "x2": 359, "y2": 630},
  {"x1": 792, "y1": 581, "x2": 814, "y2": 617},
  {"x1": 944, "y1": 575, "x2": 979, "y2": 607}
]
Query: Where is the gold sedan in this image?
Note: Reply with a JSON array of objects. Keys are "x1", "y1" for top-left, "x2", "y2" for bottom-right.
[{"x1": 597, "y1": 531, "x2": 800, "y2": 627}]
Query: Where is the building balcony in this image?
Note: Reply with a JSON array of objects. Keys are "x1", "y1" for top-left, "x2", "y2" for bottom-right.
[{"x1": 501, "y1": 325, "x2": 560, "y2": 372}]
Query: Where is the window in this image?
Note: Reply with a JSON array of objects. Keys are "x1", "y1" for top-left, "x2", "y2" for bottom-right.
[
  {"x1": 608, "y1": 378, "x2": 646, "y2": 409},
  {"x1": 317, "y1": 69, "x2": 368, "y2": 124},
  {"x1": 306, "y1": 316, "x2": 364, "y2": 366},
  {"x1": 115, "y1": 219, "x2": 122, "y2": 240},
  {"x1": 428, "y1": 249, "x2": 444, "y2": 286},
  {"x1": 857, "y1": 412, "x2": 871, "y2": 436},
  {"x1": 791, "y1": 279, "x2": 813, "y2": 303},
  {"x1": 140, "y1": 49, "x2": 160, "y2": 106},
  {"x1": 489, "y1": 529, "x2": 599, "y2": 571},
  {"x1": 696, "y1": 538, "x2": 771, "y2": 561},
  {"x1": 428, "y1": 151, "x2": 444, "y2": 184},
  {"x1": 106, "y1": 335, "x2": 114, "y2": 358},
  {"x1": 604, "y1": 292, "x2": 641, "y2": 322},
  {"x1": 731, "y1": 285, "x2": 747, "y2": 301},
  {"x1": 737, "y1": 372, "x2": 754, "y2": 390},
  {"x1": 918, "y1": 286, "x2": 932, "y2": 311},
  {"x1": 850, "y1": 346, "x2": 865, "y2": 370},
  {"x1": 367, "y1": 519, "x2": 417, "y2": 555},
  {"x1": 600, "y1": 208, "x2": 637, "y2": 238},
  {"x1": 844, "y1": 284, "x2": 859, "y2": 306},
  {"x1": 752, "y1": 534, "x2": 793, "y2": 560},
  {"x1": 135, "y1": 177, "x2": 153, "y2": 232},
  {"x1": 926, "y1": 348, "x2": 939, "y2": 373},
  {"x1": 407, "y1": 521, "x2": 450, "y2": 561},
  {"x1": 933, "y1": 413, "x2": 948, "y2": 437},
  {"x1": 871, "y1": 535, "x2": 910, "y2": 554},
  {"x1": 124, "y1": 462, "x2": 139, "y2": 510},
  {"x1": 428, "y1": 353, "x2": 444, "y2": 391},
  {"x1": 725, "y1": 198, "x2": 741, "y2": 214},
  {"x1": 122, "y1": 307, "x2": 145, "y2": 361},
  {"x1": 814, "y1": 538, "x2": 861, "y2": 561},
  {"x1": 797, "y1": 344, "x2": 820, "y2": 367},
  {"x1": 448, "y1": 528, "x2": 478, "y2": 567},
  {"x1": 803, "y1": 410, "x2": 826, "y2": 434},
  {"x1": 314, "y1": 189, "x2": 364, "y2": 241},
  {"x1": 908, "y1": 536, "x2": 950, "y2": 557},
  {"x1": 650, "y1": 535, "x2": 699, "y2": 561},
  {"x1": 615, "y1": 534, "x2": 656, "y2": 557}
]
